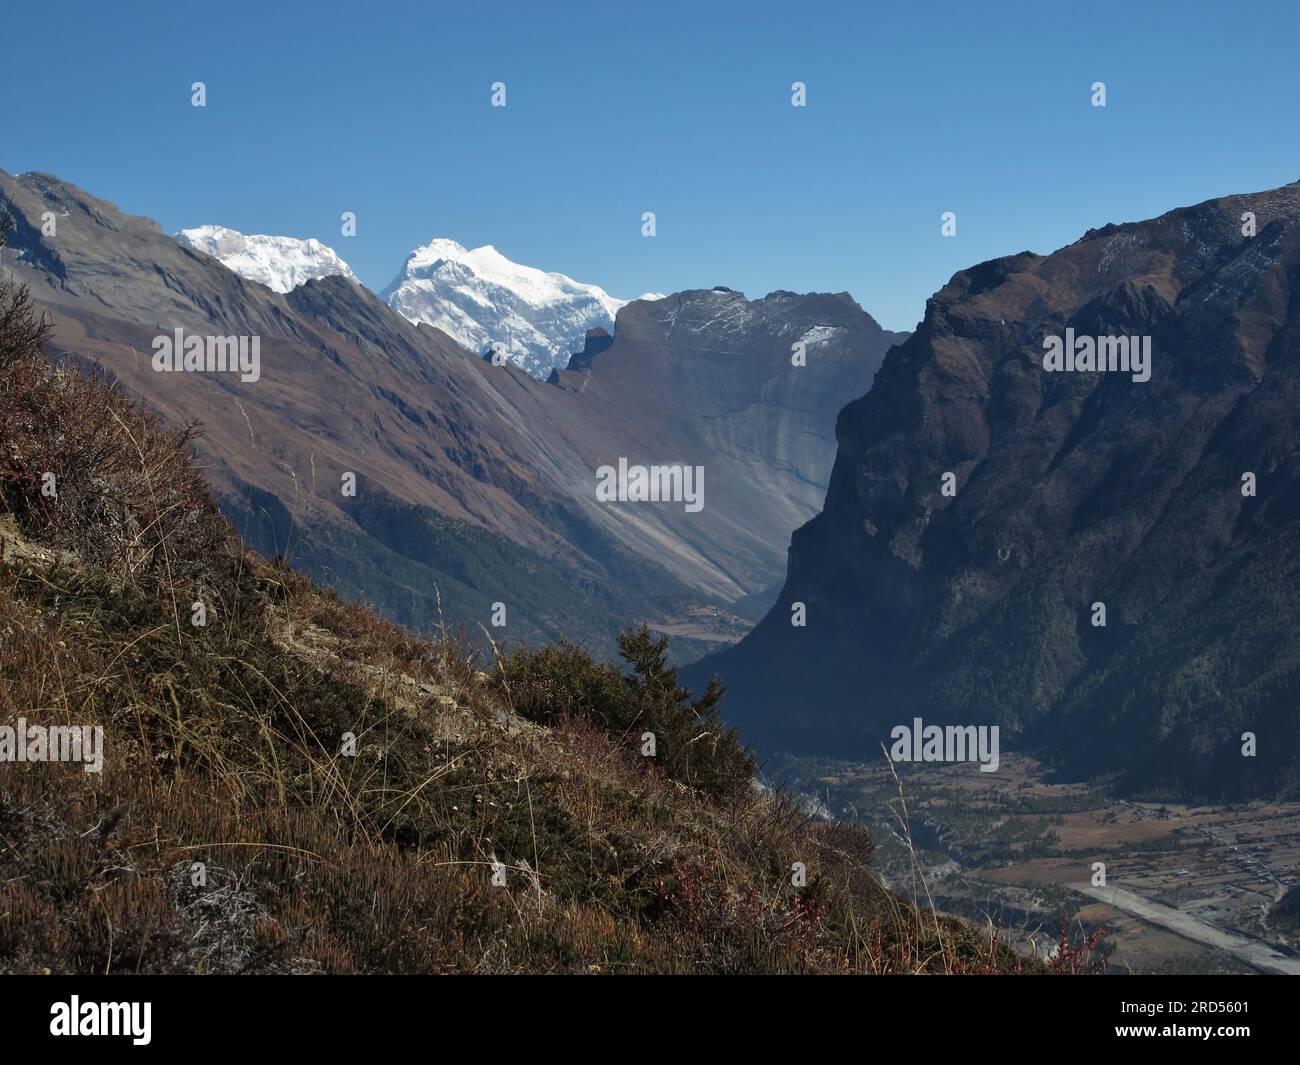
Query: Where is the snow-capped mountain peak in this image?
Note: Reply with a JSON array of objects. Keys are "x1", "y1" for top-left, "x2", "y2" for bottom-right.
[
  {"x1": 382, "y1": 238, "x2": 658, "y2": 377},
  {"x1": 174, "y1": 225, "x2": 359, "y2": 294}
]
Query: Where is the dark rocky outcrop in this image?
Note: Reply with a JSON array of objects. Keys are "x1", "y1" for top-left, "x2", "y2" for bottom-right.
[{"x1": 693, "y1": 182, "x2": 1300, "y2": 799}]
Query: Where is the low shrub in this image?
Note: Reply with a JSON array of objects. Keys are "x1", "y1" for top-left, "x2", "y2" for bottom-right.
[{"x1": 497, "y1": 625, "x2": 755, "y2": 801}]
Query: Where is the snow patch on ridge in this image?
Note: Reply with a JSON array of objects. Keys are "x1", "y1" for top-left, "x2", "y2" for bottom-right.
[{"x1": 797, "y1": 325, "x2": 845, "y2": 347}]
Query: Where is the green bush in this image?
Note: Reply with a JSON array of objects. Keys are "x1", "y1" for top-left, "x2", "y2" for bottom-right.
[{"x1": 500, "y1": 624, "x2": 755, "y2": 800}]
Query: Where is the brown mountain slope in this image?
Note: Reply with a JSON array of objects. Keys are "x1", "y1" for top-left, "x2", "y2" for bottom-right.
[{"x1": 0, "y1": 170, "x2": 902, "y2": 653}]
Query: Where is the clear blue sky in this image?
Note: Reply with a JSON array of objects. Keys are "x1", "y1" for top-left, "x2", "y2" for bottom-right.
[{"x1": 4, "y1": 0, "x2": 1299, "y2": 332}]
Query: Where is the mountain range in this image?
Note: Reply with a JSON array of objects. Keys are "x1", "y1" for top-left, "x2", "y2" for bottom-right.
[
  {"x1": 10, "y1": 165, "x2": 1299, "y2": 800},
  {"x1": 173, "y1": 222, "x2": 658, "y2": 378},
  {"x1": 0, "y1": 169, "x2": 900, "y2": 660}
]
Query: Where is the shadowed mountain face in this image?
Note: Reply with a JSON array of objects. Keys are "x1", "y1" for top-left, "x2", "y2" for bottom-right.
[
  {"x1": 692, "y1": 182, "x2": 1300, "y2": 799},
  {"x1": 0, "y1": 170, "x2": 901, "y2": 655}
]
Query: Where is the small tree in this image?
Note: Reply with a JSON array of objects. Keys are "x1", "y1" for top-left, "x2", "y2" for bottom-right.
[
  {"x1": 617, "y1": 623, "x2": 753, "y2": 799},
  {"x1": 503, "y1": 624, "x2": 755, "y2": 800},
  {"x1": 0, "y1": 211, "x2": 50, "y2": 373}
]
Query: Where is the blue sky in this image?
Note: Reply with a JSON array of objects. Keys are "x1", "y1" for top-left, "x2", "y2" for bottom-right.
[{"x1": 4, "y1": 0, "x2": 1299, "y2": 332}]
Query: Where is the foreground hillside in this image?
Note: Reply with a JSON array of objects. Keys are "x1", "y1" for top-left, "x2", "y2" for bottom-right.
[
  {"x1": 695, "y1": 181, "x2": 1300, "y2": 799},
  {"x1": 0, "y1": 228, "x2": 1048, "y2": 974}
]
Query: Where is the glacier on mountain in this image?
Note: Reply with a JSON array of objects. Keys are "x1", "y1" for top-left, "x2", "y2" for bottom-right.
[
  {"x1": 174, "y1": 225, "x2": 360, "y2": 295},
  {"x1": 382, "y1": 238, "x2": 661, "y2": 377},
  {"x1": 173, "y1": 226, "x2": 660, "y2": 378}
]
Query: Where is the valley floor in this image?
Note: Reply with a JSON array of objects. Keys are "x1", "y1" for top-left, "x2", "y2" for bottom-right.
[{"x1": 769, "y1": 751, "x2": 1300, "y2": 975}]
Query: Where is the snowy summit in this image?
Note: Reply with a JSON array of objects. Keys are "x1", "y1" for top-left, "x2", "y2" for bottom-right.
[
  {"x1": 174, "y1": 225, "x2": 359, "y2": 295},
  {"x1": 382, "y1": 238, "x2": 661, "y2": 377}
]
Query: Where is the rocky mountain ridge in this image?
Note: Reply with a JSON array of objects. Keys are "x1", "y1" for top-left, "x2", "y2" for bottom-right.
[{"x1": 693, "y1": 180, "x2": 1300, "y2": 798}]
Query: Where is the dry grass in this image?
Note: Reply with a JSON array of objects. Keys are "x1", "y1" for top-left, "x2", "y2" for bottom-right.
[{"x1": 0, "y1": 220, "x2": 1075, "y2": 974}]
